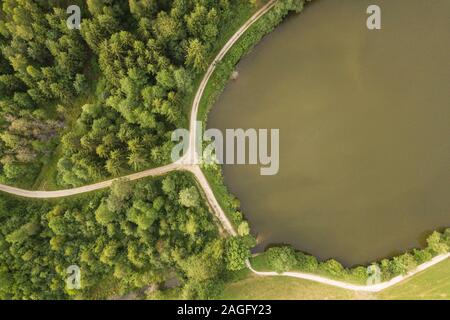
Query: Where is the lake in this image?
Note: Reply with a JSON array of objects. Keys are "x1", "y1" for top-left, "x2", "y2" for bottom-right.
[{"x1": 207, "y1": 0, "x2": 450, "y2": 266}]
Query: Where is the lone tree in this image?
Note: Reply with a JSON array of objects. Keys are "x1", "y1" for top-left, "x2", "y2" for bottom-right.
[
  {"x1": 179, "y1": 186, "x2": 200, "y2": 208},
  {"x1": 266, "y1": 246, "x2": 297, "y2": 274}
]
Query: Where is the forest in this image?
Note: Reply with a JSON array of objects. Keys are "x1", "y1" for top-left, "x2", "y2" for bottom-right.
[
  {"x1": 0, "y1": 0, "x2": 254, "y2": 188},
  {"x1": 0, "y1": 173, "x2": 251, "y2": 299}
]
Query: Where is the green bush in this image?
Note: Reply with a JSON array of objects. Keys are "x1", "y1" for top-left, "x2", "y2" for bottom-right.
[
  {"x1": 266, "y1": 246, "x2": 297, "y2": 273},
  {"x1": 319, "y1": 259, "x2": 346, "y2": 277},
  {"x1": 412, "y1": 248, "x2": 433, "y2": 264},
  {"x1": 379, "y1": 259, "x2": 393, "y2": 281},
  {"x1": 443, "y1": 228, "x2": 450, "y2": 247},
  {"x1": 295, "y1": 251, "x2": 318, "y2": 272},
  {"x1": 229, "y1": 211, "x2": 243, "y2": 226},
  {"x1": 350, "y1": 266, "x2": 369, "y2": 282},
  {"x1": 242, "y1": 234, "x2": 257, "y2": 248},
  {"x1": 427, "y1": 231, "x2": 449, "y2": 255},
  {"x1": 225, "y1": 237, "x2": 250, "y2": 271},
  {"x1": 389, "y1": 253, "x2": 417, "y2": 276}
]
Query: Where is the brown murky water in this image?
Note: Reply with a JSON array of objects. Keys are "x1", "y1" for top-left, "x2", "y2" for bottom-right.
[{"x1": 207, "y1": 0, "x2": 450, "y2": 266}]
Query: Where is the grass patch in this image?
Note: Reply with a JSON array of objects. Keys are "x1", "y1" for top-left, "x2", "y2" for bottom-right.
[
  {"x1": 202, "y1": 165, "x2": 241, "y2": 228},
  {"x1": 83, "y1": 275, "x2": 123, "y2": 300},
  {"x1": 148, "y1": 287, "x2": 183, "y2": 300},
  {"x1": 32, "y1": 58, "x2": 100, "y2": 191},
  {"x1": 220, "y1": 274, "x2": 359, "y2": 300},
  {"x1": 249, "y1": 254, "x2": 272, "y2": 270},
  {"x1": 221, "y1": 257, "x2": 450, "y2": 300},
  {"x1": 377, "y1": 258, "x2": 450, "y2": 300}
]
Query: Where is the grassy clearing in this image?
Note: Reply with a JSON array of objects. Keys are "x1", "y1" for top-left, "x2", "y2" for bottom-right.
[
  {"x1": 220, "y1": 258, "x2": 450, "y2": 300},
  {"x1": 83, "y1": 276, "x2": 123, "y2": 300},
  {"x1": 148, "y1": 287, "x2": 183, "y2": 300},
  {"x1": 32, "y1": 59, "x2": 100, "y2": 191},
  {"x1": 220, "y1": 274, "x2": 359, "y2": 300},
  {"x1": 32, "y1": 95, "x2": 90, "y2": 191},
  {"x1": 377, "y1": 258, "x2": 450, "y2": 300}
]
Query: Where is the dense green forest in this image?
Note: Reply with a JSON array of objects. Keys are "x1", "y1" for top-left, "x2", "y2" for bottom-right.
[
  {"x1": 250, "y1": 230, "x2": 450, "y2": 285},
  {"x1": 0, "y1": 173, "x2": 251, "y2": 299},
  {"x1": 0, "y1": 0, "x2": 254, "y2": 188},
  {"x1": 0, "y1": 0, "x2": 89, "y2": 186}
]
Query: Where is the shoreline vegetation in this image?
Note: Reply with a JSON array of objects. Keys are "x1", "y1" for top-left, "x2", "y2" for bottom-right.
[
  {"x1": 220, "y1": 257, "x2": 450, "y2": 300},
  {"x1": 248, "y1": 232, "x2": 450, "y2": 285}
]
